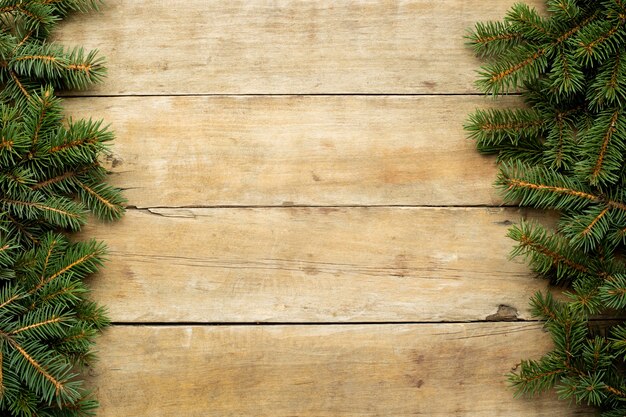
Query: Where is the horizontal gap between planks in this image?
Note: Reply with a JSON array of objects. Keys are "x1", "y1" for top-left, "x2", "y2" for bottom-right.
[
  {"x1": 106, "y1": 317, "x2": 626, "y2": 327},
  {"x1": 59, "y1": 92, "x2": 522, "y2": 99},
  {"x1": 125, "y1": 204, "x2": 517, "y2": 210},
  {"x1": 110, "y1": 319, "x2": 539, "y2": 327}
]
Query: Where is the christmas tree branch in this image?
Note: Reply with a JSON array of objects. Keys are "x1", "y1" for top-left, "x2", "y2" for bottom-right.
[
  {"x1": 468, "y1": 2, "x2": 626, "y2": 411},
  {"x1": 0, "y1": 3, "x2": 122, "y2": 413}
]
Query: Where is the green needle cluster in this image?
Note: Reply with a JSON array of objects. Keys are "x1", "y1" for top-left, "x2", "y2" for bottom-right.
[
  {"x1": 0, "y1": 1, "x2": 124, "y2": 416},
  {"x1": 467, "y1": 1, "x2": 626, "y2": 414}
]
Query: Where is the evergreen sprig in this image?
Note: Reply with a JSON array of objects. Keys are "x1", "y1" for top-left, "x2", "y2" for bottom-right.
[
  {"x1": 467, "y1": 1, "x2": 626, "y2": 414},
  {"x1": 0, "y1": 1, "x2": 124, "y2": 416},
  {"x1": 0, "y1": 231, "x2": 108, "y2": 415}
]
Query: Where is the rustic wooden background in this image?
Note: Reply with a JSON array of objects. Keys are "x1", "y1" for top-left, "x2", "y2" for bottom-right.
[{"x1": 54, "y1": 1, "x2": 595, "y2": 416}]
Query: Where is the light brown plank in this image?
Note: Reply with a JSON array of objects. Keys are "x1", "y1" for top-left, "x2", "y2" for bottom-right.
[
  {"x1": 83, "y1": 207, "x2": 551, "y2": 323},
  {"x1": 65, "y1": 95, "x2": 514, "y2": 207},
  {"x1": 55, "y1": 0, "x2": 544, "y2": 95},
  {"x1": 89, "y1": 323, "x2": 591, "y2": 416}
]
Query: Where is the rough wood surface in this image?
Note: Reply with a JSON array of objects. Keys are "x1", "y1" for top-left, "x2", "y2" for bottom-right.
[
  {"x1": 52, "y1": 0, "x2": 583, "y2": 414},
  {"x1": 55, "y1": 0, "x2": 543, "y2": 95},
  {"x1": 88, "y1": 323, "x2": 592, "y2": 416},
  {"x1": 64, "y1": 95, "x2": 517, "y2": 207},
  {"x1": 81, "y1": 207, "x2": 552, "y2": 323}
]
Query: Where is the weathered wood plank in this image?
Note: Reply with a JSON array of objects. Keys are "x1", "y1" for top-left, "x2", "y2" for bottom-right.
[
  {"x1": 82, "y1": 207, "x2": 551, "y2": 323},
  {"x1": 89, "y1": 323, "x2": 591, "y2": 416},
  {"x1": 55, "y1": 0, "x2": 543, "y2": 95},
  {"x1": 65, "y1": 95, "x2": 515, "y2": 207}
]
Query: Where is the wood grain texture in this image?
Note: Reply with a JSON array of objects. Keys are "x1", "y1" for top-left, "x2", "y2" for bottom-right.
[
  {"x1": 88, "y1": 323, "x2": 592, "y2": 416},
  {"x1": 54, "y1": 0, "x2": 543, "y2": 95},
  {"x1": 81, "y1": 207, "x2": 553, "y2": 323},
  {"x1": 64, "y1": 95, "x2": 518, "y2": 207},
  {"x1": 51, "y1": 1, "x2": 581, "y2": 415}
]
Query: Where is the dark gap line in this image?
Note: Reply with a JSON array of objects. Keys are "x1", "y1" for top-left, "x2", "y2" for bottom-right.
[
  {"x1": 109, "y1": 317, "x2": 626, "y2": 326},
  {"x1": 126, "y1": 204, "x2": 517, "y2": 210},
  {"x1": 110, "y1": 319, "x2": 540, "y2": 326},
  {"x1": 59, "y1": 92, "x2": 522, "y2": 99}
]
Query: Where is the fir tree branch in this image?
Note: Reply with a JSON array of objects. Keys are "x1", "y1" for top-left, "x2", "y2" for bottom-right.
[
  {"x1": 29, "y1": 164, "x2": 97, "y2": 191},
  {"x1": 9, "y1": 339, "x2": 64, "y2": 395},
  {"x1": 608, "y1": 51, "x2": 621, "y2": 90},
  {"x1": 32, "y1": 250, "x2": 101, "y2": 293},
  {"x1": 0, "y1": 198, "x2": 80, "y2": 219},
  {"x1": 9, "y1": 70, "x2": 29, "y2": 99},
  {"x1": 556, "y1": 11, "x2": 599, "y2": 44},
  {"x1": 489, "y1": 50, "x2": 545, "y2": 85},
  {"x1": 479, "y1": 117, "x2": 543, "y2": 132},
  {"x1": 48, "y1": 137, "x2": 96, "y2": 153},
  {"x1": 14, "y1": 5, "x2": 52, "y2": 27},
  {"x1": 29, "y1": 89, "x2": 53, "y2": 146},
  {"x1": 40, "y1": 237, "x2": 58, "y2": 280},
  {"x1": 466, "y1": 0, "x2": 626, "y2": 417},
  {"x1": 550, "y1": 47, "x2": 584, "y2": 95},
  {"x1": 590, "y1": 110, "x2": 620, "y2": 183},
  {"x1": 543, "y1": 111, "x2": 574, "y2": 169},
  {"x1": 474, "y1": 32, "x2": 518, "y2": 44},
  {"x1": 469, "y1": 3, "x2": 626, "y2": 411},
  {"x1": 0, "y1": 138, "x2": 14, "y2": 150},
  {"x1": 548, "y1": 113, "x2": 568, "y2": 167},
  {"x1": 547, "y1": 0, "x2": 580, "y2": 19},
  {"x1": 502, "y1": 176, "x2": 598, "y2": 203},
  {"x1": 29, "y1": 283, "x2": 82, "y2": 311},
  {"x1": 582, "y1": 207, "x2": 611, "y2": 236},
  {"x1": 0, "y1": 294, "x2": 20, "y2": 311},
  {"x1": 14, "y1": 28, "x2": 34, "y2": 50},
  {"x1": 477, "y1": 11, "x2": 599, "y2": 93},
  {"x1": 509, "y1": 223, "x2": 596, "y2": 283},
  {"x1": 578, "y1": 17, "x2": 626, "y2": 59},
  {"x1": 57, "y1": 330, "x2": 89, "y2": 344},
  {"x1": 5, "y1": 213, "x2": 38, "y2": 245},
  {"x1": 519, "y1": 233, "x2": 590, "y2": 273},
  {"x1": 9, "y1": 316, "x2": 63, "y2": 335},
  {"x1": 608, "y1": 199, "x2": 626, "y2": 211},
  {"x1": 0, "y1": 349, "x2": 4, "y2": 397},
  {"x1": 518, "y1": 368, "x2": 565, "y2": 383},
  {"x1": 604, "y1": 384, "x2": 626, "y2": 399},
  {"x1": 0, "y1": 6, "x2": 19, "y2": 14},
  {"x1": 66, "y1": 62, "x2": 91, "y2": 73},
  {"x1": 31, "y1": 170, "x2": 78, "y2": 190},
  {"x1": 13, "y1": 54, "x2": 58, "y2": 63},
  {"x1": 75, "y1": 179, "x2": 122, "y2": 214},
  {"x1": 507, "y1": 3, "x2": 552, "y2": 39}
]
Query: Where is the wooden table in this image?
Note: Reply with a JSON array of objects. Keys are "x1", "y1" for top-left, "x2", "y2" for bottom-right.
[{"x1": 57, "y1": 1, "x2": 591, "y2": 415}]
